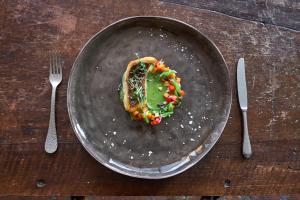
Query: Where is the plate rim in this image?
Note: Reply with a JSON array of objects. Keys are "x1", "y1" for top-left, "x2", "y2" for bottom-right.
[{"x1": 67, "y1": 16, "x2": 232, "y2": 179}]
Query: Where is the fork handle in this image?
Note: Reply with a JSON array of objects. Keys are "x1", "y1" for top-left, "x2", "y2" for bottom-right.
[
  {"x1": 242, "y1": 110, "x2": 252, "y2": 158},
  {"x1": 45, "y1": 86, "x2": 58, "y2": 153}
]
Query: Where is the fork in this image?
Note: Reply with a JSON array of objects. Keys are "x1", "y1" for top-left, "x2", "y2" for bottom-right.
[{"x1": 45, "y1": 52, "x2": 62, "y2": 153}]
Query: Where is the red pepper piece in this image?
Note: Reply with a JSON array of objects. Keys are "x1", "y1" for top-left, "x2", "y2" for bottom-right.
[
  {"x1": 168, "y1": 85, "x2": 175, "y2": 93},
  {"x1": 150, "y1": 116, "x2": 162, "y2": 125},
  {"x1": 166, "y1": 95, "x2": 177, "y2": 103}
]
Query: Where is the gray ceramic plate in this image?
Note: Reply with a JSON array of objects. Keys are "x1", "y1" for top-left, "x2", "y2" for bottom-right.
[{"x1": 67, "y1": 16, "x2": 231, "y2": 179}]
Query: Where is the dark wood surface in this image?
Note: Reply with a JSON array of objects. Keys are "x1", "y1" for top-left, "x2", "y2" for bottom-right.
[
  {"x1": 162, "y1": 0, "x2": 300, "y2": 31},
  {"x1": 0, "y1": 0, "x2": 299, "y2": 196},
  {"x1": 1, "y1": 196, "x2": 300, "y2": 200}
]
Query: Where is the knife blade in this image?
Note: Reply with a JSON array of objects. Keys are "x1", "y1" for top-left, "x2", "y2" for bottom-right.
[
  {"x1": 237, "y1": 58, "x2": 247, "y2": 111},
  {"x1": 237, "y1": 58, "x2": 252, "y2": 158}
]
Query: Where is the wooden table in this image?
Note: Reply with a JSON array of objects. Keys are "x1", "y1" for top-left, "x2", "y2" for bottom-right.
[{"x1": 0, "y1": 0, "x2": 299, "y2": 196}]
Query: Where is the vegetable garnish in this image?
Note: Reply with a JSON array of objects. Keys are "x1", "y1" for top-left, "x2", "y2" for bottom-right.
[{"x1": 120, "y1": 56, "x2": 184, "y2": 126}]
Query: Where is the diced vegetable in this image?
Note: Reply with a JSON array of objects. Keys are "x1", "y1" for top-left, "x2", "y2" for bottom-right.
[
  {"x1": 133, "y1": 111, "x2": 139, "y2": 117},
  {"x1": 150, "y1": 120, "x2": 157, "y2": 125},
  {"x1": 156, "y1": 65, "x2": 163, "y2": 72},
  {"x1": 168, "y1": 85, "x2": 175, "y2": 93},
  {"x1": 170, "y1": 78, "x2": 181, "y2": 96},
  {"x1": 155, "y1": 116, "x2": 161, "y2": 123},
  {"x1": 167, "y1": 102, "x2": 175, "y2": 111},
  {"x1": 168, "y1": 73, "x2": 176, "y2": 79},
  {"x1": 150, "y1": 116, "x2": 162, "y2": 125},
  {"x1": 143, "y1": 114, "x2": 150, "y2": 123},
  {"x1": 160, "y1": 111, "x2": 173, "y2": 118},
  {"x1": 166, "y1": 95, "x2": 177, "y2": 103},
  {"x1": 147, "y1": 113, "x2": 155, "y2": 120},
  {"x1": 162, "y1": 67, "x2": 169, "y2": 72},
  {"x1": 180, "y1": 90, "x2": 185, "y2": 96},
  {"x1": 159, "y1": 70, "x2": 177, "y2": 79}
]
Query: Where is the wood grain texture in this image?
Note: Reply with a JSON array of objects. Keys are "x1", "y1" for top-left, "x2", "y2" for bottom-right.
[
  {"x1": 161, "y1": 0, "x2": 300, "y2": 31},
  {"x1": 1, "y1": 196, "x2": 300, "y2": 200},
  {"x1": 0, "y1": 0, "x2": 299, "y2": 196},
  {"x1": 0, "y1": 197, "x2": 70, "y2": 200},
  {"x1": 86, "y1": 197, "x2": 199, "y2": 200}
]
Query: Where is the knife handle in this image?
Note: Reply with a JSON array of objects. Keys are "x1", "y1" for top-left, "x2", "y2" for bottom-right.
[{"x1": 242, "y1": 110, "x2": 252, "y2": 158}]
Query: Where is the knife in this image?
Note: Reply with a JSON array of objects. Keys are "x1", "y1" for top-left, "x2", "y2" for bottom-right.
[{"x1": 237, "y1": 58, "x2": 252, "y2": 158}]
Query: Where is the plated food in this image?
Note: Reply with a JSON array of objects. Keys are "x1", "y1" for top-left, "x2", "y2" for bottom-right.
[
  {"x1": 68, "y1": 16, "x2": 231, "y2": 179},
  {"x1": 120, "y1": 57, "x2": 184, "y2": 125}
]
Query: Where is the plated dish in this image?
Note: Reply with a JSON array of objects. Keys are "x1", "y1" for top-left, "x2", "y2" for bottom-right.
[
  {"x1": 120, "y1": 56, "x2": 184, "y2": 125},
  {"x1": 67, "y1": 16, "x2": 231, "y2": 179}
]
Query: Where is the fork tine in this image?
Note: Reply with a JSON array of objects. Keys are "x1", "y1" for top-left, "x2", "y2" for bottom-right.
[
  {"x1": 55, "y1": 51, "x2": 59, "y2": 74},
  {"x1": 57, "y1": 52, "x2": 60, "y2": 74},
  {"x1": 54, "y1": 52, "x2": 57, "y2": 74},
  {"x1": 53, "y1": 52, "x2": 56, "y2": 74},
  {"x1": 49, "y1": 51, "x2": 63, "y2": 75},
  {"x1": 58, "y1": 53, "x2": 62, "y2": 74},
  {"x1": 52, "y1": 52, "x2": 55, "y2": 74},
  {"x1": 54, "y1": 52, "x2": 58, "y2": 74},
  {"x1": 50, "y1": 51, "x2": 53, "y2": 74}
]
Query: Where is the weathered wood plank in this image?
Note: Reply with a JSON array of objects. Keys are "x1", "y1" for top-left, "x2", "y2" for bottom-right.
[
  {"x1": 0, "y1": 141, "x2": 299, "y2": 195},
  {"x1": 0, "y1": 197, "x2": 70, "y2": 200},
  {"x1": 161, "y1": 0, "x2": 300, "y2": 31},
  {"x1": 0, "y1": 0, "x2": 299, "y2": 196}
]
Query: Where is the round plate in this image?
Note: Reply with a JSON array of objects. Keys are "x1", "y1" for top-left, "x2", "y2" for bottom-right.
[{"x1": 67, "y1": 16, "x2": 231, "y2": 179}]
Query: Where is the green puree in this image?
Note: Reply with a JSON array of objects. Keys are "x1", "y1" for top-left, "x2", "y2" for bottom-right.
[{"x1": 146, "y1": 73, "x2": 167, "y2": 110}]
